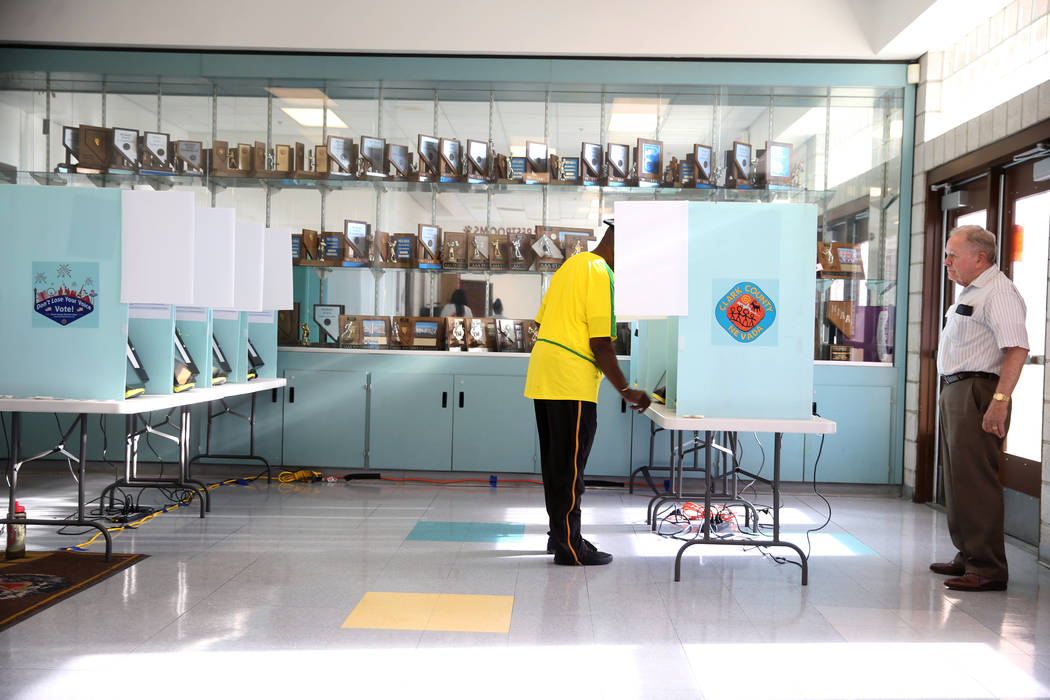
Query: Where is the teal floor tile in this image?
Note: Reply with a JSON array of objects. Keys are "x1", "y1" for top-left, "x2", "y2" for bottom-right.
[{"x1": 406, "y1": 521, "x2": 526, "y2": 543}]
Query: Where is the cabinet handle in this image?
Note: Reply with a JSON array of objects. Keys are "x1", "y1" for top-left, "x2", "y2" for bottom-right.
[
  {"x1": 459, "y1": 391, "x2": 464, "y2": 408},
  {"x1": 271, "y1": 389, "x2": 278, "y2": 403},
  {"x1": 442, "y1": 391, "x2": 448, "y2": 408},
  {"x1": 289, "y1": 387, "x2": 295, "y2": 403},
  {"x1": 621, "y1": 399, "x2": 627, "y2": 413}
]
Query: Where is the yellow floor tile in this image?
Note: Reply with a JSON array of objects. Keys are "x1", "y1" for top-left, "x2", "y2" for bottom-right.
[{"x1": 341, "y1": 591, "x2": 514, "y2": 633}]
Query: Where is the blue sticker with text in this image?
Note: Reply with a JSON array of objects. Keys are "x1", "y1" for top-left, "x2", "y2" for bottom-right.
[
  {"x1": 714, "y1": 281, "x2": 776, "y2": 344},
  {"x1": 32, "y1": 262, "x2": 99, "y2": 328}
]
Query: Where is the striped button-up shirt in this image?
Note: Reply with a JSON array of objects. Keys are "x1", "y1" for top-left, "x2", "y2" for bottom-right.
[{"x1": 937, "y1": 265, "x2": 1029, "y2": 376}]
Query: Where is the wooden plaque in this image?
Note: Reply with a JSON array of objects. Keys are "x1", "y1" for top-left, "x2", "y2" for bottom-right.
[
  {"x1": 388, "y1": 233, "x2": 417, "y2": 269},
  {"x1": 439, "y1": 137, "x2": 462, "y2": 182},
  {"x1": 417, "y1": 134, "x2": 440, "y2": 181},
  {"x1": 489, "y1": 233, "x2": 509, "y2": 271},
  {"x1": 386, "y1": 143, "x2": 411, "y2": 179},
  {"x1": 756, "y1": 140, "x2": 793, "y2": 188},
  {"x1": 343, "y1": 220, "x2": 371, "y2": 266},
  {"x1": 417, "y1": 224, "x2": 442, "y2": 269},
  {"x1": 725, "y1": 140, "x2": 753, "y2": 188},
  {"x1": 142, "y1": 132, "x2": 173, "y2": 172},
  {"x1": 524, "y1": 140, "x2": 549, "y2": 184},
  {"x1": 636, "y1": 138, "x2": 663, "y2": 187},
  {"x1": 326, "y1": 135, "x2": 356, "y2": 177},
  {"x1": 174, "y1": 140, "x2": 203, "y2": 173},
  {"x1": 693, "y1": 144, "x2": 713, "y2": 187},
  {"x1": 412, "y1": 317, "x2": 444, "y2": 349},
  {"x1": 817, "y1": 242, "x2": 865, "y2": 279},
  {"x1": 337, "y1": 314, "x2": 363, "y2": 346},
  {"x1": 442, "y1": 231, "x2": 467, "y2": 270},
  {"x1": 466, "y1": 139, "x2": 490, "y2": 183},
  {"x1": 467, "y1": 233, "x2": 491, "y2": 270},
  {"x1": 604, "y1": 143, "x2": 629, "y2": 186},
  {"x1": 77, "y1": 125, "x2": 110, "y2": 172},
  {"x1": 581, "y1": 142, "x2": 602, "y2": 186},
  {"x1": 360, "y1": 135, "x2": 386, "y2": 177},
  {"x1": 507, "y1": 232, "x2": 533, "y2": 271},
  {"x1": 446, "y1": 317, "x2": 468, "y2": 351}
]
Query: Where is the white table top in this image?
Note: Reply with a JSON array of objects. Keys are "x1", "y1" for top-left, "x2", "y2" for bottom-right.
[
  {"x1": 644, "y1": 403, "x2": 836, "y2": 434},
  {"x1": 0, "y1": 378, "x2": 286, "y2": 415}
]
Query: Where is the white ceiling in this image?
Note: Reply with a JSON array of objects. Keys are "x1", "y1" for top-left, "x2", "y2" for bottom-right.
[{"x1": 0, "y1": 0, "x2": 1010, "y2": 61}]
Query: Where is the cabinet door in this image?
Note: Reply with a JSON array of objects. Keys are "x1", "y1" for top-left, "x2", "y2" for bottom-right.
[
  {"x1": 586, "y1": 382, "x2": 634, "y2": 477},
  {"x1": 282, "y1": 370, "x2": 367, "y2": 468},
  {"x1": 370, "y1": 371, "x2": 453, "y2": 470},
  {"x1": 452, "y1": 374, "x2": 537, "y2": 473}
]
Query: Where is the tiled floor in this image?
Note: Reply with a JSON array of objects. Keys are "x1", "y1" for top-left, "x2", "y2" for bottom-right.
[{"x1": 2, "y1": 465, "x2": 1050, "y2": 700}]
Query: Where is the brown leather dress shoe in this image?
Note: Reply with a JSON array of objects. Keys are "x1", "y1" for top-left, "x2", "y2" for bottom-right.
[
  {"x1": 929, "y1": 561, "x2": 965, "y2": 576},
  {"x1": 944, "y1": 573, "x2": 1007, "y2": 591}
]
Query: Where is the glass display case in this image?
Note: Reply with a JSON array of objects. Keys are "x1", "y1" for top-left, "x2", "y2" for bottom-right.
[{"x1": 0, "y1": 61, "x2": 904, "y2": 363}]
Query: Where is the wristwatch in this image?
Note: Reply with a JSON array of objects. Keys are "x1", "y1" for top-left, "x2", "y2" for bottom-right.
[{"x1": 992, "y1": 392, "x2": 1010, "y2": 402}]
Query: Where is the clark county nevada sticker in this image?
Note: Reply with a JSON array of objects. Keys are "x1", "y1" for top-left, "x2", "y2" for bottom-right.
[
  {"x1": 32, "y1": 262, "x2": 99, "y2": 328},
  {"x1": 714, "y1": 281, "x2": 776, "y2": 343}
]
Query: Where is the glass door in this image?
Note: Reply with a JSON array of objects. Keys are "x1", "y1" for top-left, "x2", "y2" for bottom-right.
[{"x1": 999, "y1": 158, "x2": 1050, "y2": 501}]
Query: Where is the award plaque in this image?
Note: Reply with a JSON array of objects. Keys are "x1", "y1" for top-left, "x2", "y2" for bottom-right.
[
  {"x1": 581, "y1": 142, "x2": 602, "y2": 186},
  {"x1": 326, "y1": 136, "x2": 356, "y2": 178},
  {"x1": 390, "y1": 316, "x2": 413, "y2": 348},
  {"x1": 77, "y1": 125, "x2": 110, "y2": 173},
  {"x1": 313, "y1": 303, "x2": 345, "y2": 345},
  {"x1": 209, "y1": 140, "x2": 232, "y2": 176},
  {"x1": 693, "y1": 144, "x2": 714, "y2": 188},
  {"x1": 389, "y1": 233, "x2": 416, "y2": 269},
  {"x1": 174, "y1": 140, "x2": 203, "y2": 174},
  {"x1": 532, "y1": 229, "x2": 564, "y2": 271},
  {"x1": 439, "y1": 231, "x2": 466, "y2": 270},
  {"x1": 274, "y1": 144, "x2": 293, "y2": 176},
  {"x1": 494, "y1": 154, "x2": 512, "y2": 181},
  {"x1": 489, "y1": 233, "x2": 509, "y2": 271},
  {"x1": 360, "y1": 136, "x2": 386, "y2": 177},
  {"x1": 372, "y1": 231, "x2": 393, "y2": 266},
  {"x1": 522, "y1": 320, "x2": 539, "y2": 351},
  {"x1": 337, "y1": 314, "x2": 363, "y2": 347},
  {"x1": 524, "y1": 141, "x2": 549, "y2": 184},
  {"x1": 417, "y1": 134, "x2": 440, "y2": 181},
  {"x1": 558, "y1": 156, "x2": 580, "y2": 183},
  {"x1": 562, "y1": 233, "x2": 591, "y2": 259},
  {"x1": 412, "y1": 317, "x2": 443, "y2": 349},
  {"x1": 826, "y1": 300, "x2": 855, "y2": 338},
  {"x1": 817, "y1": 242, "x2": 865, "y2": 279},
  {"x1": 141, "y1": 132, "x2": 173, "y2": 173},
  {"x1": 343, "y1": 220, "x2": 371, "y2": 266},
  {"x1": 509, "y1": 156, "x2": 526, "y2": 181},
  {"x1": 678, "y1": 157, "x2": 696, "y2": 186},
  {"x1": 465, "y1": 139, "x2": 490, "y2": 183},
  {"x1": 417, "y1": 224, "x2": 442, "y2": 269},
  {"x1": 277, "y1": 302, "x2": 300, "y2": 346},
  {"x1": 495, "y1": 319, "x2": 521, "y2": 352},
  {"x1": 296, "y1": 229, "x2": 324, "y2": 265},
  {"x1": 725, "y1": 140, "x2": 753, "y2": 189},
  {"x1": 291, "y1": 232, "x2": 303, "y2": 263},
  {"x1": 323, "y1": 230, "x2": 346, "y2": 261},
  {"x1": 386, "y1": 143, "x2": 411, "y2": 179},
  {"x1": 58, "y1": 125, "x2": 80, "y2": 172},
  {"x1": 755, "y1": 140, "x2": 793, "y2": 189},
  {"x1": 291, "y1": 142, "x2": 315, "y2": 179},
  {"x1": 446, "y1": 317, "x2": 468, "y2": 351},
  {"x1": 636, "y1": 138, "x2": 663, "y2": 187},
  {"x1": 361, "y1": 317, "x2": 390, "y2": 347},
  {"x1": 252, "y1": 141, "x2": 278, "y2": 177},
  {"x1": 314, "y1": 145, "x2": 329, "y2": 176},
  {"x1": 467, "y1": 233, "x2": 491, "y2": 271},
  {"x1": 439, "y1": 137, "x2": 462, "y2": 183},
  {"x1": 507, "y1": 231, "x2": 533, "y2": 271},
  {"x1": 465, "y1": 318, "x2": 492, "y2": 352},
  {"x1": 604, "y1": 143, "x2": 629, "y2": 186}
]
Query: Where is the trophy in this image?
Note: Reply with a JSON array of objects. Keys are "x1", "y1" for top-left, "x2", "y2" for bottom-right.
[
  {"x1": 326, "y1": 135, "x2": 356, "y2": 178},
  {"x1": 635, "y1": 138, "x2": 663, "y2": 187},
  {"x1": 337, "y1": 314, "x2": 362, "y2": 346},
  {"x1": 447, "y1": 317, "x2": 468, "y2": 351},
  {"x1": 174, "y1": 140, "x2": 203, "y2": 174},
  {"x1": 344, "y1": 220, "x2": 371, "y2": 266},
  {"x1": 388, "y1": 233, "x2": 417, "y2": 269},
  {"x1": 209, "y1": 140, "x2": 235, "y2": 176},
  {"x1": 507, "y1": 231, "x2": 533, "y2": 271},
  {"x1": 313, "y1": 303, "x2": 345, "y2": 345},
  {"x1": 300, "y1": 322, "x2": 311, "y2": 346},
  {"x1": 439, "y1": 137, "x2": 462, "y2": 183},
  {"x1": 372, "y1": 231, "x2": 393, "y2": 266},
  {"x1": 386, "y1": 143, "x2": 411, "y2": 179},
  {"x1": 664, "y1": 156, "x2": 682, "y2": 187},
  {"x1": 417, "y1": 224, "x2": 442, "y2": 269},
  {"x1": 580, "y1": 142, "x2": 602, "y2": 186},
  {"x1": 297, "y1": 229, "x2": 323, "y2": 265},
  {"x1": 755, "y1": 140, "x2": 794, "y2": 189},
  {"x1": 417, "y1": 134, "x2": 440, "y2": 181},
  {"x1": 524, "y1": 141, "x2": 549, "y2": 184},
  {"x1": 57, "y1": 126, "x2": 80, "y2": 173},
  {"x1": 465, "y1": 139, "x2": 490, "y2": 183},
  {"x1": 532, "y1": 229, "x2": 564, "y2": 271},
  {"x1": 291, "y1": 142, "x2": 316, "y2": 179},
  {"x1": 141, "y1": 132, "x2": 173, "y2": 173},
  {"x1": 411, "y1": 317, "x2": 443, "y2": 349},
  {"x1": 467, "y1": 233, "x2": 491, "y2": 271},
  {"x1": 489, "y1": 233, "x2": 509, "y2": 271},
  {"x1": 77, "y1": 125, "x2": 110, "y2": 173},
  {"x1": 442, "y1": 231, "x2": 467, "y2": 270},
  {"x1": 274, "y1": 144, "x2": 293, "y2": 176},
  {"x1": 361, "y1": 317, "x2": 390, "y2": 347},
  {"x1": 359, "y1": 136, "x2": 386, "y2": 177},
  {"x1": 693, "y1": 144, "x2": 714, "y2": 188},
  {"x1": 725, "y1": 140, "x2": 753, "y2": 189},
  {"x1": 495, "y1": 153, "x2": 513, "y2": 182},
  {"x1": 604, "y1": 143, "x2": 629, "y2": 186}
]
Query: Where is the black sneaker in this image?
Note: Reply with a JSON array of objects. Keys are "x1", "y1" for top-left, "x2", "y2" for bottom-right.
[
  {"x1": 553, "y1": 548, "x2": 613, "y2": 566},
  {"x1": 546, "y1": 537, "x2": 597, "y2": 554}
]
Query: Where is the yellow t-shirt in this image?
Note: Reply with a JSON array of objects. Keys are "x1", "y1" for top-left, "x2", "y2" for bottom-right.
[{"x1": 524, "y1": 251, "x2": 615, "y2": 403}]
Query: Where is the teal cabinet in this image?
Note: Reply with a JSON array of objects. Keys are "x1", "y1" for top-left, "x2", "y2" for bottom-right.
[
  {"x1": 587, "y1": 383, "x2": 634, "y2": 477},
  {"x1": 452, "y1": 374, "x2": 537, "y2": 473},
  {"x1": 369, "y1": 371, "x2": 454, "y2": 470},
  {"x1": 282, "y1": 369, "x2": 367, "y2": 468}
]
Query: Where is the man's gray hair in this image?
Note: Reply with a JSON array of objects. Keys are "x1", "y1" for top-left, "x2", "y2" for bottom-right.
[{"x1": 950, "y1": 224, "x2": 998, "y2": 264}]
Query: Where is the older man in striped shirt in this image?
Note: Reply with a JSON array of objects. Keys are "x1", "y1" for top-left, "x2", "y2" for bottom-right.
[{"x1": 931, "y1": 225, "x2": 1028, "y2": 592}]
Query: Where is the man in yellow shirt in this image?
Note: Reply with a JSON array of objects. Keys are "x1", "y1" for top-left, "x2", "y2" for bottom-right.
[{"x1": 524, "y1": 223, "x2": 650, "y2": 566}]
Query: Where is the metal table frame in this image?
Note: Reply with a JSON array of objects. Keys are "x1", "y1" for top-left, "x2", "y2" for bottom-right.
[{"x1": 643, "y1": 405, "x2": 836, "y2": 585}]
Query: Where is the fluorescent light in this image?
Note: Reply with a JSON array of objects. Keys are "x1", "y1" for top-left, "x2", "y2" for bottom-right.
[
  {"x1": 608, "y1": 113, "x2": 657, "y2": 132},
  {"x1": 280, "y1": 108, "x2": 348, "y2": 128},
  {"x1": 870, "y1": 187, "x2": 883, "y2": 198},
  {"x1": 889, "y1": 119, "x2": 904, "y2": 139}
]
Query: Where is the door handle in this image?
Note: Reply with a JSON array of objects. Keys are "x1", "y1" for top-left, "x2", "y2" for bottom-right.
[
  {"x1": 442, "y1": 391, "x2": 448, "y2": 408},
  {"x1": 289, "y1": 387, "x2": 295, "y2": 403},
  {"x1": 459, "y1": 391, "x2": 464, "y2": 408}
]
